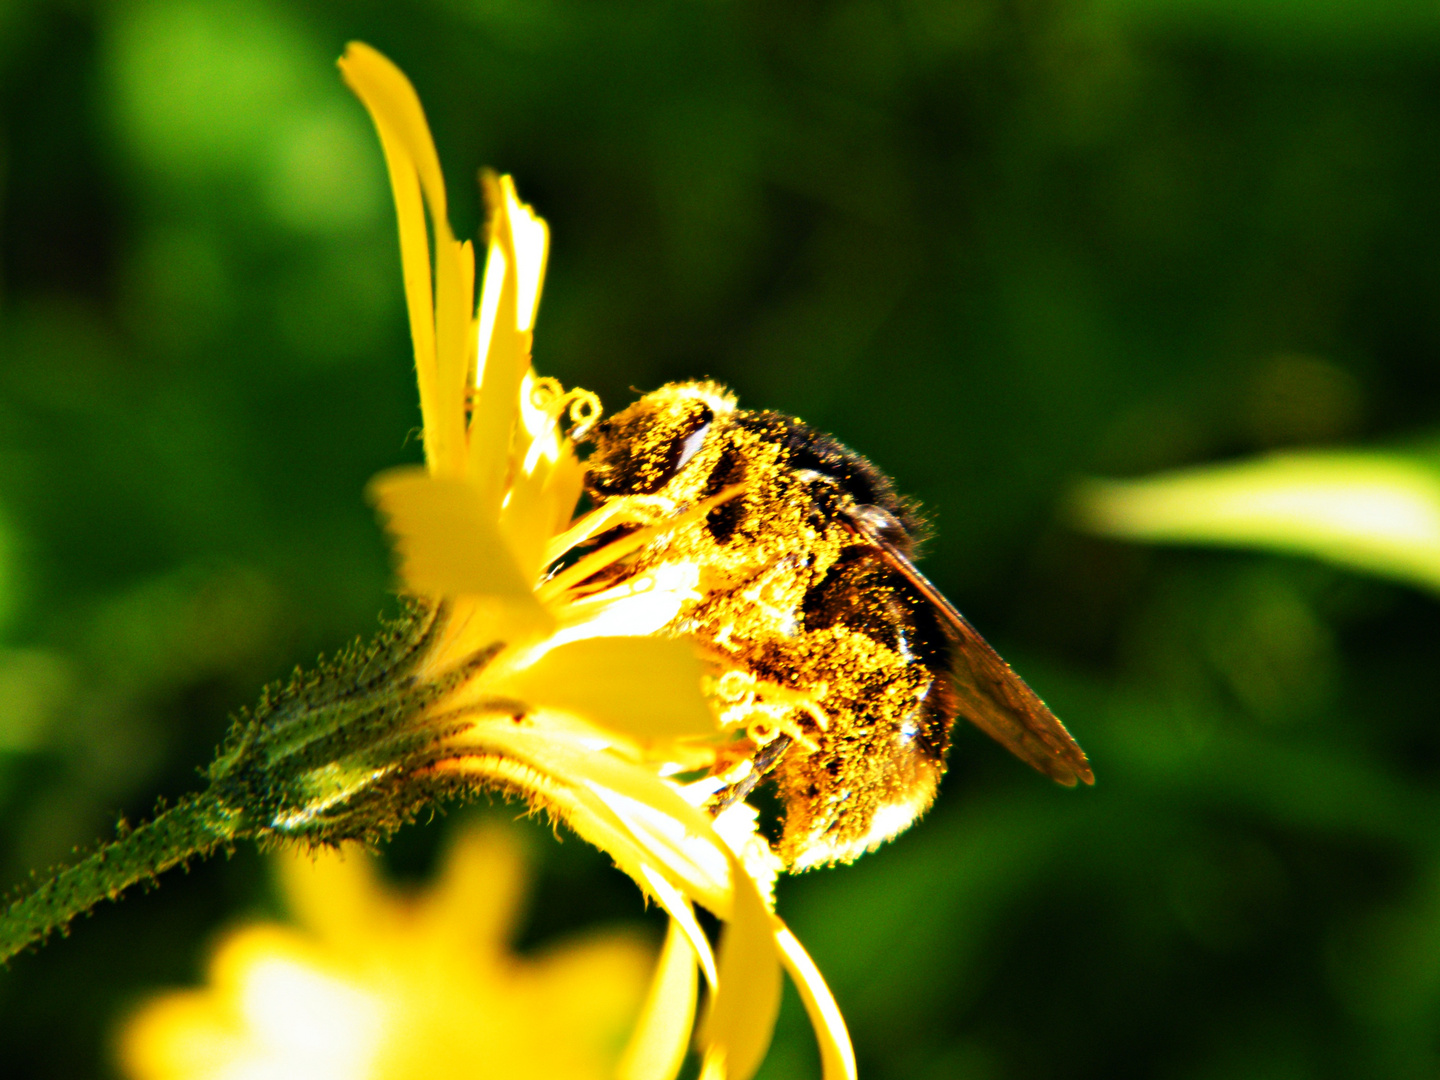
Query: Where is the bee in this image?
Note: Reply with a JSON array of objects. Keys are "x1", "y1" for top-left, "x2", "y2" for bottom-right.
[{"x1": 582, "y1": 381, "x2": 1092, "y2": 870}]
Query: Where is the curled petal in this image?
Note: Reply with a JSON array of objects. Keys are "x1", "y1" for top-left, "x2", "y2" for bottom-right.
[
  {"x1": 635, "y1": 865, "x2": 718, "y2": 990},
  {"x1": 456, "y1": 722, "x2": 732, "y2": 912},
  {"x1": 775, "y1": 922, "x2": 857, "y2": 1080},
  {"x1": 337, "y1": 43, "x2": 448, "y2": 219},
  {"x1": 617, "y1": 917, "x2": 700, "y2": 1080},
  {"x1": 698, "y1": 867, "x2": 782, "y2": 1080}
]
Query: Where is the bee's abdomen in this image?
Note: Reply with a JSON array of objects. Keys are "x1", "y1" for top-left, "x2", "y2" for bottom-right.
[
  {"x1": 797, "y1": 551, "x2": 954, "y2": 765},
  {"x1": 802, "y1": 549, "x2": 952, "y2": 671}
]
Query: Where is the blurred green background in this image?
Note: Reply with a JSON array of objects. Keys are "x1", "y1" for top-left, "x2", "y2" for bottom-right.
[{"x1": 4, "y1": 0, "x2": 1440, "y2": 1077}]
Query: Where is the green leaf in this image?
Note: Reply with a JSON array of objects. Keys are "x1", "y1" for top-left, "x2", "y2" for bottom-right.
[{"x1": 1076, "y1": 450, "x2": 1440, "y2": 592}]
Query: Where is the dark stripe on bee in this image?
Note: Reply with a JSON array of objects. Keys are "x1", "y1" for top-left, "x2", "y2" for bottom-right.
[
  {"x1": 734, "y1": 412, "x2": 924, "y2": 555},
  {"x1": 587, "y1": 400, "x2": 715, "y2": 496},
  {"x1": 702, "y1": 445, "x2": 748, "y2": 542},
  {"x1": 801, "y1": 543, "x2": 956, "y2": 763}
]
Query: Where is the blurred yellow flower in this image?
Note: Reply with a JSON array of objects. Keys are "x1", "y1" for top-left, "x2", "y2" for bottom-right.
[
  {"x1": 119, "y1": 824, "x2": 654, "y2": 1080},
  {"x1": 326, "y1": 43, "x2": 854, "y2": 1080}
]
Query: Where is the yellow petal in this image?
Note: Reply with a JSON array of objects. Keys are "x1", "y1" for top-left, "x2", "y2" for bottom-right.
[
  {"x1": 501, "y1": 449, "x2": 567, "y2": 583},
  {"x1": 711, "y1": 803, "x2": 782, "y2": 909},
  {"x1": 475, "y1": 173, "x2": 548, "y2": 349},
  {"x1": 501, "y1": 437, "x2": 588, "y2": 583},
  {"x1": 340, "y1": 43, "x2": 469, "y2": 476},
  {"x1": 469, "y1": 173, "x2": 545, "y2": 511},
  {"x1": 1077, "y1": 452, "x2": 1440, "y2": 593},
  {"x1": 337, "y1": 43, "x2": 448, "y2": 219},
  {"x1": 775, "y1": 923, "x2": 857, "y2": 1080},
  {"x1": 433, "y1": 726, "x2": 786, "y2": 1079},
  {"x1": 276, "y1": 845, "x2": 389, "y2": 950},
  {"x1": 590, "y1": 784, "x2": 732, "y2": 916},
  {"x1": 636, "y1": 864, "x2": 719, "y2": 989},
  {"x1": 424, "y1": 825, "x2": 528, "y2": 954},
  {"x1": 120, "y1": 987, "x2": 240, "y2": 1080},
  {"x1": 544, "y1": 446, "x2": 587, "y2": 536},
  {"x1": 548, "y1": 562, "x2": 702, "y2": 645},
  {"x1": 213, "y1": 927, "x2": 386, "y2": 1072},
  {"x1": 536, "y1": 484, "x2": 743, "y2": 606},
  {"x1": 430, "y1": 234, "x2": 476, "y2": 476},
  {"x1": 472, "y1": 223, "x2": 511, "y2": 405},
  {"x1": 369, "y1": 467, "x2": 542, "y2": 610},
  {"x1": 434, "y1": 747, "x2": 669, "y2": 900},
  {"x1": 502, "y1": 174, "x2": 548, "y2": 332},
  {"x1": 697, "y1": 867, "x2": 782, "y2": 1080},
  {"x1": 454, "y1": 723, "x2": 732, "y2": 913},
  {"x1": 493, "y1": 637, "x2": 715, "y2": 741},
  {"x1": 447, "y1": 722, "x2": 784, "y2": 1079},
  {"x1": 617, "y1": 918, "x2": 699, "y2": 1080},
  {"x1": 544, "y1": 497, "x2": 640, "y2": 569},
  {"x1": 462, "y1": 720, "x2": 723, "y2": 855},
  {"x1": 340, "y1": 47, "x2": 437, "y2": 466}
]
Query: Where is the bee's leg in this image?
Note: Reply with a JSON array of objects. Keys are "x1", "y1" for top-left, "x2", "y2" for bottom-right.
[
  {"x1": 543, "y1": 498, "x2": 644, "y2": 566},
  {"x1": 539, "y1": 484, "x2": 744, "y2": 604},
  {"x1": 707, "y1": 734, "x2": 793, "y2": 816}
]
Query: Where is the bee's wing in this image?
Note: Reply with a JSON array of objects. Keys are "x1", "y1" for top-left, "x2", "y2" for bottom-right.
[{"x1": 844, "y1": 519, "x2": 1095, "y2": 787}]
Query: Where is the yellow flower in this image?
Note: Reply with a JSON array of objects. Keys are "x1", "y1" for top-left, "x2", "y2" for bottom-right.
[
  {"x1": 118, "y1": 824, "x2": 654, "y2": 1080},
  {"x1": 334, "y1": 43, "x2": 854, "y2": 1080}
]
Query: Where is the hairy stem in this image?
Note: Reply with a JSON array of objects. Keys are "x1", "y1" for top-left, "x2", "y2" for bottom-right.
[
  {"x1": 0, "y1": 791, "x2": 241, "y2": 964},
  {"x1": 0, "y1": 602, "x2": 493, "y2": 965}
]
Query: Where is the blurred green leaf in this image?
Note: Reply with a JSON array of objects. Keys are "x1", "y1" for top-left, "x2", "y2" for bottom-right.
[{"x1": 1078, "y1": 449, "x2": 1440, "y2": 593}]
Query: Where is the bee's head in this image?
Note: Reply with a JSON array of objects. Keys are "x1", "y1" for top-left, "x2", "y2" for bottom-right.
[{"x1": 584, "y1": 381, "x2": 736, "y2": 498}]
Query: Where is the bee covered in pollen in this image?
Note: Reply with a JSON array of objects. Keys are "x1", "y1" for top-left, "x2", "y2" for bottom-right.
[{"x1": 577, "y1": 381, "x2": 1093, "y2": 870}]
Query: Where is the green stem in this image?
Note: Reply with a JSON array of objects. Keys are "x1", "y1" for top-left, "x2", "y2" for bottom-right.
[
  {"x1": 0, "y1": 791, "x2": 242, "y2": 964},
  {"x1": 0, "y1": 602, "x2": 488, "y2": 965}
]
